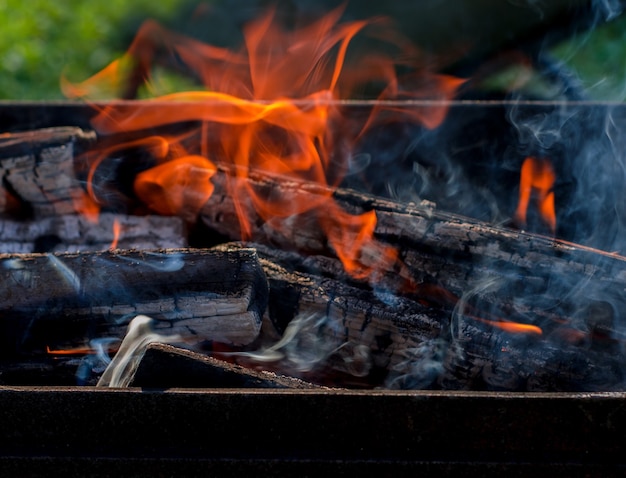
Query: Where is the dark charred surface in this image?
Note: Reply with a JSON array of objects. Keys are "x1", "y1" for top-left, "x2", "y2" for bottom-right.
[
  {"x1": 129, "y1": 342, "x2": 323, "y2": 389},
  {"x1": 0, "y1": 248, "x2": 268, "y2": 358}
]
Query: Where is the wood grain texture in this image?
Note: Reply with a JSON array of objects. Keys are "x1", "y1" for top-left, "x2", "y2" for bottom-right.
[{"x1": 0, "y1": 247, "x2": 268, "y2": 358}]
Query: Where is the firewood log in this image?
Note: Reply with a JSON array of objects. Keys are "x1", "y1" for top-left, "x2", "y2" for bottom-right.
[
  {"x1": 214, "y1": 242, "x2": 449, "y2": 383},
  {"x1": 0, "y1": 212, "x2": 186, "y2": 253},
  {"x1": 0, "y1": 127, "x2": 95, "y2": 217},
  {"x1": 435, "y1": 311, "x2": 626, "y2": 392},
  {"x1": 238, "y1": 242, "x2": 626, "y2": 391},
  {"x1": 198, "y1": 168, "x2": 626, "y2": 391},
  {"x1": 200, "y1": 165, "x2": 626, "y2": 335},
  {"x1": 0, "y1": 247, "x2": 268, "y2": 359},
  {"x1": 0, "y1": 127, "x2": 95, "y2": 158}
]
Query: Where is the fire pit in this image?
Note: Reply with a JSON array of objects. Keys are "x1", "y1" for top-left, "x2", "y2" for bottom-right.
[
  {"x1": 2, "y1": 1, "x2": 626, "y2": 474},
  {"x1": 1, "y1": 99, "x2": 626, "y2": 475}
]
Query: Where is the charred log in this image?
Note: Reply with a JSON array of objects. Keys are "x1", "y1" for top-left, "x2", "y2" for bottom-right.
[
  {"x1": 0, "y1": 127, "x2": 95, "y2": 218},
  {"x1": 255, "y1": 242, "x2": 626, "y2": 391},
  {"x1": 436, "y1": 312, "x2": 626, "y2": 392},
  {"x1": 0, "y1": 212, "x2": 186, "y2": 253},
  {"x1": 196, "y1": 168, "x2": 626, "y2": 391},
  {"x1": 215, "y1": 242, "x2": 449, "y2": 384},
  {"x1": 200, "y1": 165, "x2": 626, "y2": 334},
  {"x1": 0, "y1": 127, "x2": 95, "y2": 158},
  {"x1": 0, "y1": 247, "x2": 268, "y2": 361}
]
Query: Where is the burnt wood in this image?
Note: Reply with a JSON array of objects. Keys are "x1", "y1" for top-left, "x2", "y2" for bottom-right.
[
  {"x1": 0, "y1": 247, "x2": 268, "y2": 361},
  {"x1": 200, "y1": 164, "x2": 626, "y2": 330},
  {"x1": 218, "y1": 243, "x2": 449, "y2": 385},
  {"x1": 0, "y1": 127, "x2": 95, "y2": 217},
  {"x1": 199, "y1": 169, "x2": 626, "y2": 390},
  {"x1": 0, "y1": 126, "x2": 95, "y2": 159},
  {"x1": 0, "y1": 212, "x2": 186, "y2": 253}
]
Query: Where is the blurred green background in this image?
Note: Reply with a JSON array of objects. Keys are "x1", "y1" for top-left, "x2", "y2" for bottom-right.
[{"x1": 0, "y1": 0, "x2": 625, "y2": 100}]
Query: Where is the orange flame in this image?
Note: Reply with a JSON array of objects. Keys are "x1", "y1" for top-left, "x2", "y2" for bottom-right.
[
  {"x1": 476, "y1": 317, "x2": 543, "y2": 336},
  {"x1": 109, "y1": 219, "x2": 122, "y2": 249},
  {"x1": 134, "y1": 155, "x2": 216, "y2": 220},
  {"x1": 63, "y1": 8, "x2": 462, "y2": 282},
  {"x1": 46, "y1": 345, "x2": 118, "y2": 356},
  {"x1": 514, "y1": 156, "x2": 556, "y2": 235}
]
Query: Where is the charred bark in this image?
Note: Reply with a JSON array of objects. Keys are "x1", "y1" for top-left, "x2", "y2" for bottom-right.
[
  {"x1": 0, "y1": 212, "x2": 186, "y2": 253},
  {"x1": 200, "y1": 165, "x2": 626, "y2": 334},
  {"x1": 0, "y1": 127, "x2": 96, "y2": 217},
  {"x1": 214, "y1": 242, "x2": 449, "y2": 385},
  {"x1": 198, "y1": 168, "x2": 626, "y2": 391},
  {"x1": 0, "y1": 247, "x2": 268, "y2": 361}
]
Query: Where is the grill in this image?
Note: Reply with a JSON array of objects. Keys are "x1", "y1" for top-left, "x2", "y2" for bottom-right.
[
  {"x1": 3, "y1": 1, "x2": 626, "y2": 475},
  {"x1": 1, "y1": 388, "x2": 625, "y2": 476},
  {"x1": 1, "y1": 100, "x2": 625, "y2": 476}
]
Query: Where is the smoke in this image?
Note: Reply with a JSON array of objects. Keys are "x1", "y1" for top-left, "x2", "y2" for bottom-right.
[
  {"x1": 594, "y1": 0, "x2": 623, "y2": 21},
  {"x1": 384, "y1": 339, "x2": 447, "y2": 389},
  {"x1": 233, "y1": 312, "x2": 373, "y2": 377},
  {"x1": 97, "y1": 315, "x2": 181, "y2": 387}
]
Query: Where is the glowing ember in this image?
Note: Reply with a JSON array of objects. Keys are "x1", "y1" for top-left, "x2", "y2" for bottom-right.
[
  {"x1": 63, "y1": 6, "x2": 462, "y2": 284},
  {"x1": 514, "y1": 156, "x2": 557, "y2": 235}
]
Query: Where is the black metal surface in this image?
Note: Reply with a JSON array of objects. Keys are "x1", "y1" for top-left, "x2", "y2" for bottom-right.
[{"x1": 0, "y1": 387, "x2": 624, "y2": 476}]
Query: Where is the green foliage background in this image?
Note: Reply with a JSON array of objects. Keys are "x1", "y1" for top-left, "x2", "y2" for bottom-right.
[
  {"x1": 0, "y1": 0, "x2": 624, "y2": 100},
  {"x1": 0, "y1": 0, "x2": 183, "y2": 100}
]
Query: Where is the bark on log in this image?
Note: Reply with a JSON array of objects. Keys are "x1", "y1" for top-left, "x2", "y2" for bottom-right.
[
  {"x1": 198, "y1": 168, "x2": 626, "y2": 391},
  {"x1": 215, "y1": 242, "x2": 449, "y2": 384},
  {"x1": 230, "y1": 242, "x2": 626, "y2": 391},
  {"x1": 200, "y1": 165, "x2": 626, "y2": 334},
  {"x1": 0, "y1": 247, "x2": 268, "y2": 359},
  {"x1": 435, "y1": 312, "x2": 626, "y2": 392},
  {"x1": 0, "y1": 212, "x2": 186, "y2": 253},
  {"x1": 0, "y1": 127, "x2": 95, "y2": 158},
  {"x1": 0, "y1": 127, "x2": 96, "y2": 217}
]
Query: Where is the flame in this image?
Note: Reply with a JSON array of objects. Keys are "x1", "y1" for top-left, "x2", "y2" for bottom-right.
[
  {"x1": 134, "y1": 155, "x2": 216, "y2": 219},
  {"x1": 514, "y1": 156, "x2": 556, "y2": 235},
  {"x1": 477, "y1": 318, "x2": 543, "y2": 336},
  {"x1": 63, "y1": 7, "x2": 462, "y2": 282},
  {"x1": 71, "y1": 190, "x2": 101, "y2": 224},
  {"x1": 46, "y1": 344, "x2": 119, "y2": 356},
  {"x1": 109, "y1": 219, "x2": 121, "y2": 249}
]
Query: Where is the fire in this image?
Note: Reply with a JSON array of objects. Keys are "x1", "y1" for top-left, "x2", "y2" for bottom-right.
[
  {"x1": 134, "y1": 155, "x2": 216, "y2": 219},
  {"x1": 476, "y1": 317, "x2": 543, "y2": 336},
  {"x1": 109, "y1": 219, "x2": 121, "y2": 249},
  {"x1": 62, "y1": 6, "x2": 462, "y2": 283},
  {"x1": 514, "y1": 156, "x2": 557, "y2": 235}
]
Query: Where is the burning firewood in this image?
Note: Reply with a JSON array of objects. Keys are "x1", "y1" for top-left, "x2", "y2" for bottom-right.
[
  {"x1": 0, "y1": 212, "x2": 185, "y2": 253},
  {"x1": 195, "y1": 166, "x2": 626, "y2": 391},
  {"x1": 0, "y1": 127, "x2": 96, "y2": 217},
  {"x1": 199, "y1": 163, "x2": 626, "y2": 328},
  {"x1": 0, "y1": 247, "x2": 268, "y2": 362},
  {"x1": 0, "y1": 126, "x2": 187, "y2": 252},
  {"x1": 216, "y1": 243, "x2": 449, "y2": 380}
]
